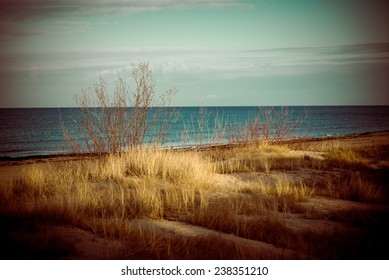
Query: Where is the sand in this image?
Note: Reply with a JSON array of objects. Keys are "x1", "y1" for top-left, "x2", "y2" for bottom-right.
[{"x1": 1, "y1": 131, "x2": 388, "y2": 259}]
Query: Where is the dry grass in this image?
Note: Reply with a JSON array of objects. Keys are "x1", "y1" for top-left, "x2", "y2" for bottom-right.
[
  {"x1": 324, "y1": 171, "x2": 385, "y2": 204},
  {"x1": 1, "y1": 135, "x2": 388, "y2": 259},
  {"x1": 123, "y1": 224, "x2": 278, "y2": 259},
  {"x1": 2, "y1": 149, "x2": 217, "y2": 243},
  {"x1": 214, "y1": 144, "x2": 290, "y2": 174}
]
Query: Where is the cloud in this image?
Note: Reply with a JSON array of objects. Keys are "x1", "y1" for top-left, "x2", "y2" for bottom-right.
[
  {"x1": 0, "y1": 0, "x2": 252, "y2": 39},
  {"x1": 2, "y1": 42, "x2": 389, "y2": 107},
  {"x1": 0, "y1": 20, "x2": 116, "y2": 39},
  {"x1": 0, "y1": 0, "x2": 252, "y2": 21},
  {"x1": 2, "y1": 43, "x2": 388, "y2": 81},
  {"x1": 0, "y1": 24, "x2": 43, "y2": 37}
]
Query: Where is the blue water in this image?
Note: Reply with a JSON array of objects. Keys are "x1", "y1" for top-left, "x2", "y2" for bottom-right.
[{"x1": 1, "y1": 106, "x2": 388, "y2": 158}]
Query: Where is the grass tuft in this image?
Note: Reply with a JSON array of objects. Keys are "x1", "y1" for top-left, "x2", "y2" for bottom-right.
[{"x1": 1, "y1": 136, "x2": 388, "y2": 259}]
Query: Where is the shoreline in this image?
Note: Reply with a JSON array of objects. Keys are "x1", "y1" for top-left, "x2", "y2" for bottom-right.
[
  {"x1": 1, "y1": 130, "x2": 388, "y2": 182},
  {"x1": 1, "y1": 129, "x2": 388, "y2": 164}
]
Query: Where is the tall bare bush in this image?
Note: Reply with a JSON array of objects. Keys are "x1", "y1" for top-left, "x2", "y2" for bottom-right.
[
  {"x1": 62, "y1": 62, "x2": 179, "y2": 155},
  {"x1": 228, "y1": 106, "x2": 308, "y2": 144}
]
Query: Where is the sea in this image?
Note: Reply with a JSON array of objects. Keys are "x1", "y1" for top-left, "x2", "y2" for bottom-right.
[{"x1": 1, "y1": 106, "x2": 388, "y2": 159}]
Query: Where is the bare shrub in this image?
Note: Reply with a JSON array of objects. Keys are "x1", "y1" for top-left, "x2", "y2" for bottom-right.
[
  {"x1": 61, "y1": 62, "x2": 179, "y2": 155},
  {"x1": 228, "y1": 106, "x2": 308, "y2": 144},
  {"x1": 181, "y1": 106, "x2": 211, "y2": 147},
  {"x1": 181, "y1": 107, "x2": 227, "y2": 147}
]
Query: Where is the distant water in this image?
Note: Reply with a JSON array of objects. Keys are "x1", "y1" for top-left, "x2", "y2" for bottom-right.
[{"x1": 1, "y1": 106, "x2": 388, "y2": 158}]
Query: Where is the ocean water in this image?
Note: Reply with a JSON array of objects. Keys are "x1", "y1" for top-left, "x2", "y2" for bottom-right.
[{"x1": 0, "y1": 106, "x2": 388, "y2": 158}]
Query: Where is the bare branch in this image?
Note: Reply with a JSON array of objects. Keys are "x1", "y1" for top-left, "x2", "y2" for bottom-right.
[{"x1": 61, "y1": 61, "x2": 179, "y2": 155}]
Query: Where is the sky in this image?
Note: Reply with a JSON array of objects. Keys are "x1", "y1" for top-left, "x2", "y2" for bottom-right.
[{"x1": 0, "y1": 0, "x2": 389, "y2": 107}]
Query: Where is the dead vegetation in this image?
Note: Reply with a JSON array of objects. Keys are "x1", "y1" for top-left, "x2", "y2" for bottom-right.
[
  {"x1": 1, "y1": 132, "x2": 388, "y2": 259},
  {"x1": 1, "y1": 62, "x2": 388, "y2": 259}
]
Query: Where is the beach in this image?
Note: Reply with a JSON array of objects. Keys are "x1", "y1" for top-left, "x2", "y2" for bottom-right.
[{"x1": 1, "y1": 131, "x2": 388, "y2": 259}]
